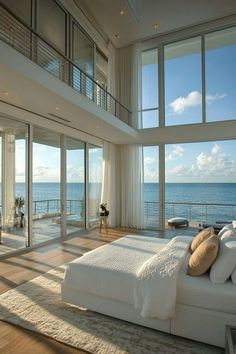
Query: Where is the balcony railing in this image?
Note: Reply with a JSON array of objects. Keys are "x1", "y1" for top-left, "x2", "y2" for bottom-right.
[
  {"x1": 0, "y1": 2, "x2": 132, "y2": 125},
  {"x1": 145, "y1": 201, "x2": 236, "y2": 225}
]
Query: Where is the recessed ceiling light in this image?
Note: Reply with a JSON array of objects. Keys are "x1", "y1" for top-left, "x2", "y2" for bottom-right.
[
  {"x1": 115, "y1": 34, "x2": 120, "y2": 39},
  {"x1": 2, "y1": 91, "x2": 9, "y2": 96},
  {"x1": 55, "y1": 106, "x2": 60, "y2": 111},
  {"x1": 120, "y1": 9, "x2": 125, "y2": 15}
]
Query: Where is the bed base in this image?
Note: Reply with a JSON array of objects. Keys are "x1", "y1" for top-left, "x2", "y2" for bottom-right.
[{"x1": 62, "y1": 284, "x2": 236, "y2": 348}]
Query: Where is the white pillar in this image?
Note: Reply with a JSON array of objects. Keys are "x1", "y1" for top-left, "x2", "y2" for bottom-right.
[{"x1": 2, "y1": 129, "x2": 15, "y2": 230}]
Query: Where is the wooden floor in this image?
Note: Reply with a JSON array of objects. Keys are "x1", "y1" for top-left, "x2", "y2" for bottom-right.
[{"x1": 0, "y1": 226, "x2": 197, "y2": 353}]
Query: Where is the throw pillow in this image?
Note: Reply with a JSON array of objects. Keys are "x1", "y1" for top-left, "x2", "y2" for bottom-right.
[
  {"x1": 190, "y1": 227, "x2": 214, "y2": 253},
  {"x1": 188, "y1": 234, "x2": 219, "y2": 276},
  {"x1": 221, "y1": 229, "x2": 236, "y2": 241},
  {"x1": 218, "y1": 224, "x2": 234, "y2": 238},
  {"x1": 231, "y1": 267, "x2": 236, "y2": 285},
  {"x1": 210, "y1": 238, "x2": 236, "y2": 284}
]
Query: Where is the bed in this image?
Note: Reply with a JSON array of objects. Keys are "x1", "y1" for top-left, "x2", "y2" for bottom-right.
[{"x1": 61, "y1": 234, "x2": 236, "y2": 348}]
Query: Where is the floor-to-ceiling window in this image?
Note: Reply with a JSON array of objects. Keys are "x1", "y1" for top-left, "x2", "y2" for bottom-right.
[
  {"x1": 88, "y1": 144, "x2": 103, "y2": 228},
  {"x1": 66, "y1": 137, "x2": 85, "y2": 234},
  {"x1": 0, "y1": 116, "x2": 28, "y2": 254},
  {"x1": 32, "y1": 126, "x2": 61, "y2": 244},
  {"x1": 165, "y1": 140, "x2": 236, "y2": 227},
  {"x1": 143, "y1": 146, "x2": 159, "y2": 228}
]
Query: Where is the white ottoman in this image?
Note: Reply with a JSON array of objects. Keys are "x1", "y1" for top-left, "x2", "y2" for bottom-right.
[{"x1": 168, "y1": 217, "x2": 189, "y2": 228}]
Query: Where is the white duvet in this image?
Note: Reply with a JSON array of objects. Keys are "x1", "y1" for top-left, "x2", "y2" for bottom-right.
[{"x1": 63, "y1": 235, "x2": 191, "y2": 320}]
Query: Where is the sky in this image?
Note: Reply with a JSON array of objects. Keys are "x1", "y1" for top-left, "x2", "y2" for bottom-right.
[
  {"x1": 15, "y1": 140, "x2": 103, "y2": 183},
  {"x1": 143, "y1": 140, "x2": 236, "y2": 183}
]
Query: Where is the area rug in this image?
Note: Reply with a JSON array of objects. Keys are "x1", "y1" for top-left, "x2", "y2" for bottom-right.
[{"x1": 0, "y1": 266, "x2": 223, "y2": 354}]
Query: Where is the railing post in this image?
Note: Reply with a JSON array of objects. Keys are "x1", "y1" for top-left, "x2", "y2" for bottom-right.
[
  {"x1": 47, "y1": 200, "x2": 49, "y2": 214},
  {"x1": 206, "y1": 205, "x2": 208, "y2": 221}
]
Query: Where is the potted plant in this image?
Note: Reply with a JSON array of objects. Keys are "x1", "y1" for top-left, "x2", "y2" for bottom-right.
[
  {"x1": 100, "y1": 203, "x2": 109, "y2": 217},
  {"x1": 15, "y1": 196, "x2": 25, "y2": 227}
]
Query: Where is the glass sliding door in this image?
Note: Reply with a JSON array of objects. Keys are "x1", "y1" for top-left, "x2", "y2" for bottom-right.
[
  {"x1": 143, "y1": 146, "x2": 159, "y2": 228},
  {"x1": 0, "y1": 116, "x2": 28, "y2": 254},
  {"x1": 66, "y1": 137, "x2": 85, "y2": 234},
  {"x1": 32, "y1": 126, "x2": 61, "y2": 244},
  {"x1": 88, "y1": 144, "x2": 103, "y2": 228}
]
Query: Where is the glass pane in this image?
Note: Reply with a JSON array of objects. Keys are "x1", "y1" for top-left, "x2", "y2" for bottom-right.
[
  {"x1": 95, "y1": 50, "x2": 108, "y2": 109},
  {"x1": 32, "y1": 127, "x2": 61, "y2": 244},
  {"x1": 141, "y1": 49, "x2": 158, "y2": 128},
  {"x1": 72, "y1": 22, "x2": 94, "y2": 76},
  {"x1": 165, "y1": 37, "x2": 202, "y2": 126},
  {"x1": 88, "y1": 145, "x2": 103, "y2": 228},
  {"x1": 205, "y1": 27, "x2": 236, "y2": 122},
  {"x1": 0, "y1": 117, "x2": 28, "y2": 255},
  {"x1": 165, "y1": 141, "x2": 236, "y2": 228},
  {"x1": 142, "y1": 109, "x2": 158, "y2": 129},
  {"x1": 66, "y1": 137, "x2": 85, "y2": 234},
  {"x1": 38, "y1": 0, "x2": 66, "y2": 54},
  {"x1": 1, "y1": 0, "x2": 31, "y2": 25},
  {"x1": 143, "y1": 146, "x2": 159, "y2": 228}
]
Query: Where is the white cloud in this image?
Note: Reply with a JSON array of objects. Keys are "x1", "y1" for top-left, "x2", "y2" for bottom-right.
[
  {"x1": 144, "y1": 156, "x2": 158, "y2": 181},
  {"x1": 166, "y1": 144, "x2": 185, "y2": 161},
  {"x1": 169, "y1": 91, "x2": 201, "y2": 114},
  {"x1": 211, "y1": 143, "x2": 221, "y2": 155},
  {"x1": 206, "y1": 93, "x2": 226, "y2": 105},
  {"x1": 168, "y1": 164, "x2": 185, "y2": 176},
  {"x1": 169, "y1": 91, "x2": 226, "y2": 114}
]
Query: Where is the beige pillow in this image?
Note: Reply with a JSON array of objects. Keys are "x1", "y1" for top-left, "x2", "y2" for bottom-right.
[
  {"x1": 190, "y1": 227, "x2": 214, "y2": 253},
  {"x1": 188, "y1": 235, "x2": 219, "y2": 276}
]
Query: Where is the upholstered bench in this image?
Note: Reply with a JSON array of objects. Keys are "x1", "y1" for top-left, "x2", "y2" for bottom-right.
[{"x1": 168, "y1": 217, "x2": 189, "y2": 228}]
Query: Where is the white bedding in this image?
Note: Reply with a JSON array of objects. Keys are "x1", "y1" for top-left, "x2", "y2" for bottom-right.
[
  {"x1": 134, "y1": 236, "x2": 191, "y2": 319},
  {"x1": 63, "y1": 235, "x2": 168, "y2": 305}
]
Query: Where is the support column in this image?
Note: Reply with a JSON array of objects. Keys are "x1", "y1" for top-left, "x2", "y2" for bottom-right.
[{"x1": 2, "y1": 129, "x2": 15, "y2": 231}]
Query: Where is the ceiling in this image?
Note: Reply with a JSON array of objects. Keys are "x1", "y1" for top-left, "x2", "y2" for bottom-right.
[{"x1": 79, "y1": 0, "x2": 236, "y2": 47}]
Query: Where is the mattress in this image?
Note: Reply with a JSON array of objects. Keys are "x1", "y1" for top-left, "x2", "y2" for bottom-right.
[
  {"x1": 63, "y1": 235, "x2": 168, "y2": 304},
  {"x1": 177, "y1": 272, "x2": 236, "y2": 314}
]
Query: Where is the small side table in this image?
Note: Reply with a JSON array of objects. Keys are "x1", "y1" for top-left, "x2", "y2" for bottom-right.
[
  {"x1": 99, "y1": 216, "x2": 108, "y2": 234},
  {"x1": 226, "y1": 325, "x2": 236, "y2": 354}
]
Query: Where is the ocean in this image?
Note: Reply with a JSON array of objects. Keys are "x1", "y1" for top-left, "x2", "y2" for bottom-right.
[{"x1": 11, "y1": 182, "x2": 236, "y2": 223}]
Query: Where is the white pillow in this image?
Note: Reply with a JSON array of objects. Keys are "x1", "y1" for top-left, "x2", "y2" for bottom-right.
[
  {"x1": 232, "y1": 267, "x2": 236, "y2": 285},
  {"x1": 221, "y1": 229, "x2": 236, "y2": 241},
  {"x1": 218, "y1": 224, "x2": 234, "y2": 238},
  {"x1": 232, "y1": 220, "x2": 236, "y2": 229},
  {"x1": 210, "y1": 238, "x2": 236, "y2": 284}
]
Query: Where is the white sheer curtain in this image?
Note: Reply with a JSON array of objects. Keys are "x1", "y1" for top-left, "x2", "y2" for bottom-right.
[
  {"x1": 101, "y1": 141, "x2": 120, "y2": 227},
  {"x1": 121, "y1": 144, "x2": 144, "y2": 228},
  {"x1": 107, "y1": 41, "x2": 117, "y2": 97}
]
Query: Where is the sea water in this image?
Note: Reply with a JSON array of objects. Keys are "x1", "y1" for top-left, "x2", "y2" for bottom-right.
[{"x1": 11, "y1": 182, "x2": 236, "y2": 222}]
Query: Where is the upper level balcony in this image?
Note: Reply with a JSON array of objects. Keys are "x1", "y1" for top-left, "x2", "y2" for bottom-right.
[{"x1": 0, "y1": 2, "x2": 137, "y2": 144}]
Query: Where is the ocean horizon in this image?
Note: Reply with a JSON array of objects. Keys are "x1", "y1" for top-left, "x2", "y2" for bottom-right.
[{"x1": 7, "y1": 182, "x2": 236, "y2": 223}]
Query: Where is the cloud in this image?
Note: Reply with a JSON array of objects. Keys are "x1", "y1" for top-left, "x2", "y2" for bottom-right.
[
  {"x1": 166, "y1": 144, "x2": 185, "y2": 161},
  {"x1": 169, "y1": 91, "x2": 226, "y2": 114},
  {"x1": 188, "y1": 144, "x2": 236, "y2": 178},
  {"x1": 168, "y1": 164, "x2": 185, "y2": 176},
  {"x1": 206, "y1": 93, "x2": 226, "y2": 105},
  {"x1": 169, "y1": 91, "x2": 201, "y2": 114},
  {"x1": 211, "y1": 143, "x2": 221, "y2": 155},
  {"x1": 144, "y1": 156, "x2": 158, "y2": 181}
]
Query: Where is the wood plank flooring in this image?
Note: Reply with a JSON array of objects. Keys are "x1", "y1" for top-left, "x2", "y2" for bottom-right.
[{"x1": 0, "y1": 226, "x2": 197, "y2": 353}]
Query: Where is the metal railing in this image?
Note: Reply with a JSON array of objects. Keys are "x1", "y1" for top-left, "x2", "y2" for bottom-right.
[
  {"x1": 145, "y1": 201, "x2": 236, "y2": 225},
  {"x1": 0, "y1": 2, "x2": 132, "y2": 125}
]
